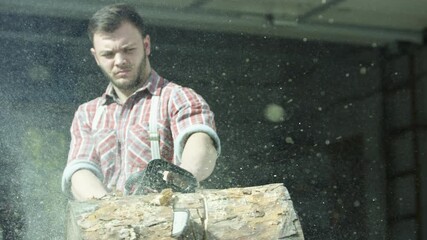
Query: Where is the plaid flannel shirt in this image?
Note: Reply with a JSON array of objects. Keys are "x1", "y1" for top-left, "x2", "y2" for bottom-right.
[{"x1": 62, "y1": 70, "x2": 220, "y2": 195}]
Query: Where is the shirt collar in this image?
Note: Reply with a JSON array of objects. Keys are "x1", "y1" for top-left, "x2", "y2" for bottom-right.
[{"x1": 103, "y1": 70, "x2": 161, "y2": 101}]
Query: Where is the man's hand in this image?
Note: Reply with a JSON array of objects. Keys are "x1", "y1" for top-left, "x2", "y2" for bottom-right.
[{"x1": 71, "y1": 169, "x2": 108, "y2": 201}]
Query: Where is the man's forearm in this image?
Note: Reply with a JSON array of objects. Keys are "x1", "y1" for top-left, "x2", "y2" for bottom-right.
[
  {"x1": 71, "y1": 169, "x2": 107, "y2": 201},
  {"x1": 179, "y1": 132, "x2": 218, "y2": 181}
]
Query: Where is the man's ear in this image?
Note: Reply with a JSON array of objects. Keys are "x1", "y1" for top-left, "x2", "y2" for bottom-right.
[
  {"x1": 143, "y1": 35, "x2": 151, "y2": 56},
  {"x1": 90, "y1": 48, "x2": 100, "y2": 65}
]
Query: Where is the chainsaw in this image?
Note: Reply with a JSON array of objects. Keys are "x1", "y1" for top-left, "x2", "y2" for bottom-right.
[
  {"x1": 124, "y1": 158, "x2": 198, "y2": 195},
  {"x1": 124, "y1": 159, "x2": 199, "y2": 236}
]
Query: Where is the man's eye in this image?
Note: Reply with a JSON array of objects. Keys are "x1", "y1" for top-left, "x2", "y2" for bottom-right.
[
  {"x1": 102, "y1": 53, "x2": 114, "y2": 58},
  {"x1": 124, "y1": 48, "x2": 135, "y2": 53}
]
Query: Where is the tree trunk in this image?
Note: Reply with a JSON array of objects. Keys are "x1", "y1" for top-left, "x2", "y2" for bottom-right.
[{"x1": 67, "y1": 183, "x2": 304, "y2": 240}]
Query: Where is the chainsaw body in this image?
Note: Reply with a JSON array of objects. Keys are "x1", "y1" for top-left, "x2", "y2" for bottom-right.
[{"x1": 125, "y1": 159, "x2": 198, "y2": 195}]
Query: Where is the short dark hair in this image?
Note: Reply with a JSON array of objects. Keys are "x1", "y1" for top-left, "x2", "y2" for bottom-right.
[{"x1": 87, "y1": 3, "x2": 146, "y2": 43}]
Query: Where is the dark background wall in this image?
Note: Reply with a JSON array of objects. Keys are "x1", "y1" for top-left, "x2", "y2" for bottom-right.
[{"x1": 0, "y1": 12, "x2": 426, "y2": 240}]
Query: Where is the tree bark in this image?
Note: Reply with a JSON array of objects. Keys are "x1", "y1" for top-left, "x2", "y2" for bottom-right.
[{"x1": 67, "y1": 183, "x2": 304, "y2": 240}]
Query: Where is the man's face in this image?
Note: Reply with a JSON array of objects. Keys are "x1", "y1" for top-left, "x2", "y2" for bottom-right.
[{"x1": 91, "y1": 21, "x2": 151, "y2": 94}]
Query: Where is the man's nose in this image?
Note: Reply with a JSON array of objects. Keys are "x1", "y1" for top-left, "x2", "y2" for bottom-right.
[{"x1": 114, "y1": 53, "x2": 128, "y2": 66}]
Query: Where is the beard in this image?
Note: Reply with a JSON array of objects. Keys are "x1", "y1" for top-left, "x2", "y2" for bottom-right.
[{"x1": 102, "y1": 52, "x2": 149, "y2": 93}]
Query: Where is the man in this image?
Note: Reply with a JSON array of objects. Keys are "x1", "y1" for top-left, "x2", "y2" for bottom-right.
[{"x1": 61, "y1": 3, "x2": 220, "y2": 200}]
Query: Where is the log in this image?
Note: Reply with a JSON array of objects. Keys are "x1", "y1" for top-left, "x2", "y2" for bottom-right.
[{"x1": 67, "y1": 183, "x2": 304, "y2": 240}]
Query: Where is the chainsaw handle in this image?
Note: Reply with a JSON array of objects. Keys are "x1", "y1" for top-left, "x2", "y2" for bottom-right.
[{"x1": 147, "y1": 159, "x2": 198, "y2": 193}]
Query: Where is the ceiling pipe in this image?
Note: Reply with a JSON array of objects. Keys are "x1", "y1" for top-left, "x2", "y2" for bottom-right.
[
  {"x1": 0, "y1": 0, "x2": 424, "y2": 46},
  {"x1": 297, "y1": 0, "x2": 347, "y2": 22}
]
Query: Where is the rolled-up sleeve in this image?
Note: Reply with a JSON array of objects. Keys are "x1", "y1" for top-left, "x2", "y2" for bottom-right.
[
  {"x1": 169, "y1": 86, "x2": 221, "y2": 164},
  {"x1": 61, "y1": 104, "x2": 103, "y2": 196}
]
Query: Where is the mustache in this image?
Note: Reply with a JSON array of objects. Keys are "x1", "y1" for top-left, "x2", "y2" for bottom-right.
[{"x1": 114, "y1": 66, "x2": 132, "y2": 72}]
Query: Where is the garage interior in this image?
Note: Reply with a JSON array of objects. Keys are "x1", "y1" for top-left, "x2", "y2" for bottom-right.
[{"x1": 0, "y1": 0, "x2": 426, "y2": 239}]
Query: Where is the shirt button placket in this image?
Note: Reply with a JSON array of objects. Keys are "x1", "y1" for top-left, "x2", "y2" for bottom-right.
[
  {"x1": 121, "y1": 100, "x2": 133, "y2": 184},
  {"x1": 114, "y1": 103, "x2": 125, "y2": 188}
]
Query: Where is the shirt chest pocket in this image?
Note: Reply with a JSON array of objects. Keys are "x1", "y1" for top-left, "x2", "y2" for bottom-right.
[
  {"x1": 127, "y1": 121, "x2": 173, "y2": 162},
  {"x1": 127, "y1": 123, "x2": 152, "y2": 162},
  {"x1": 92, "y1": 128, "x2": 117, "y2": 162}
]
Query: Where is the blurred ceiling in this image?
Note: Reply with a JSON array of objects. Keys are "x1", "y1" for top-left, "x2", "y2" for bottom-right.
[{"x1": 1, "y1": 0, "x2": 426, "y2": 46}]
